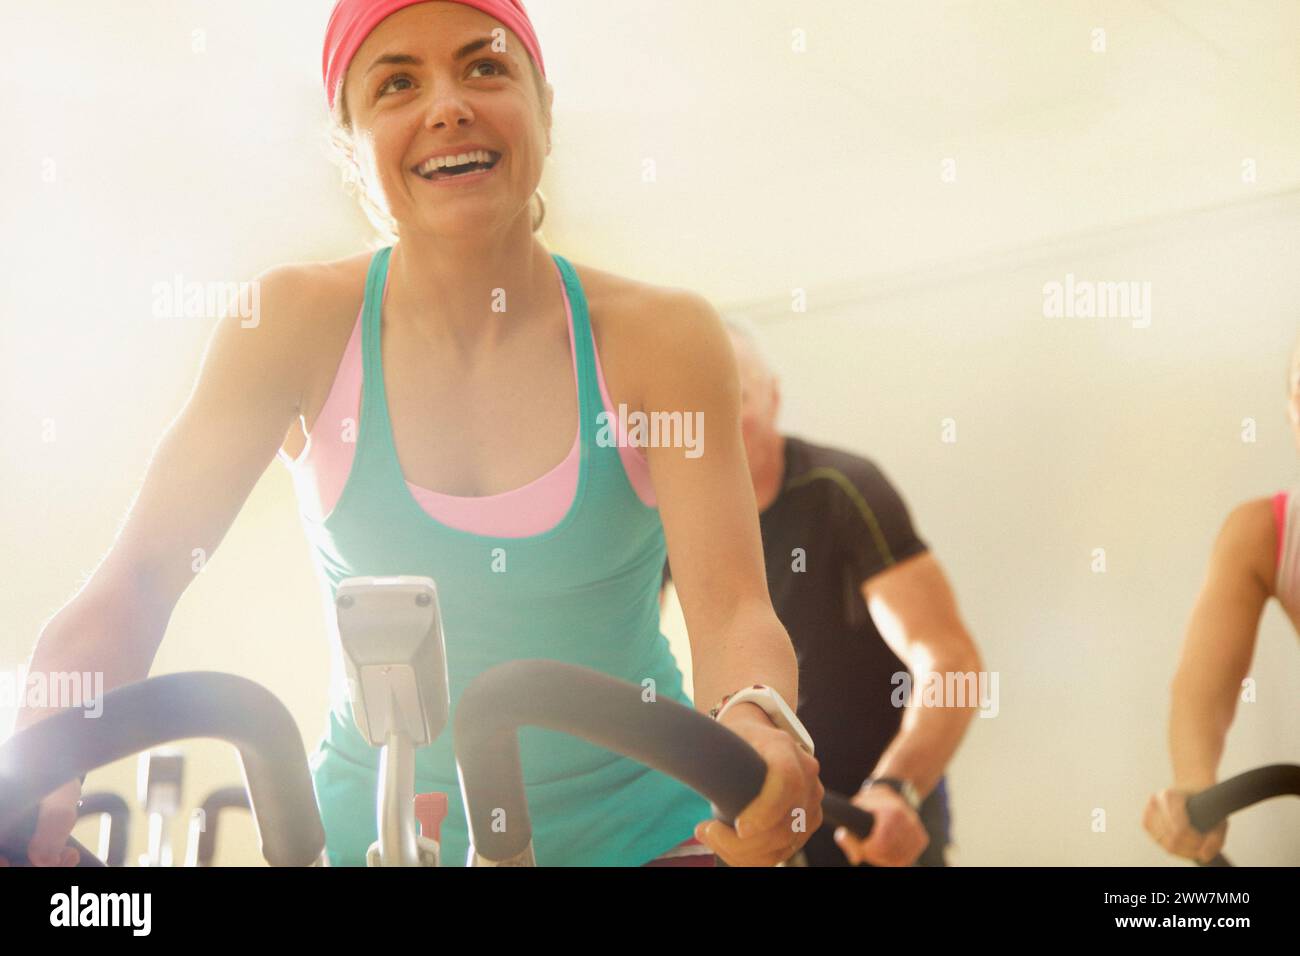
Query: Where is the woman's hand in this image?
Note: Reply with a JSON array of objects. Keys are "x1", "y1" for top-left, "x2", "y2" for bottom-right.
[
  {"x1": 834, "y1": 785, "x2": 929, "y2": 866},
  {"x1": 694, "y1": 703, "x2": 823, "y2": 866},
  {"x1": 1143, "y1": 787, "x2": 1227, "y2": 863},
  {"x1": 0, "y1": 780, "x2": 83, "y2": 867}
]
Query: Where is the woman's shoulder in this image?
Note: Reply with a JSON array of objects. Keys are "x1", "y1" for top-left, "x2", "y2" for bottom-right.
[
  {"x1": 1217, "y1": 496, "x2": 1280, "y2": 589},
  {"x1": 253, "y1": 252, "x2": 374, "y2": 429},
  {"x1": 257, "y1": 251, "x2": 372, "y2": 306},
  {"x1": 569, "y1": 260, "x2": 724, "y2": 349},
  {"x1": 1223, "y1": 496, "x2": 1278, "y2": 539},
  {"x1": 569, "y1": 261, "x2": 671, "y2": 314},
  {"x1": 568, "y1": 261, "x2": 729, "y2": 406}
]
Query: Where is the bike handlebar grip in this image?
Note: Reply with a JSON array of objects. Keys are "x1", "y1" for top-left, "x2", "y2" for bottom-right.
[
  {"x1": 76, "y1": 791, "x2": 131, "y2": 867},
  {"x1": 821, "y1": 790, "x2": 875, "y2": 840},
  {"x1": 1185, "y1": 764, "x2": 1300, "y2": 832},
  {"x1": 454, "y1": 660, "x2": 769, "y2": 863},
  {"x1": 0, "y1": 805, "x2": 107, "y2": 867},
  {"x1": 197, "y1": 786, "x2": 252, "y2": 867},
  {"x1": 68, "y1": 835, "x2": 107, "y2": 866},
  {"x1": 0, "y1": 673, "x2": 325, "y2": 867}
]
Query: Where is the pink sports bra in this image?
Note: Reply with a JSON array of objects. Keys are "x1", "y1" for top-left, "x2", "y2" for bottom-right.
[
  {"x1": 1273, "y1": 490, "x2": 1300, "y2": 620},
  {"x1": 277, "y1": 257, "x2": 657, "y2": 536}
]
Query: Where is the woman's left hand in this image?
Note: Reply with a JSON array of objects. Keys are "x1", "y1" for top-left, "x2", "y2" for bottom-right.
[{"x1": 694, "y1": 703, "x2": 824, "y2": 866}]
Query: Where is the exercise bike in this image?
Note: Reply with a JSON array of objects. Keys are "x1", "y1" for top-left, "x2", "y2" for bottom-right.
[
  {"x1": 0, "y1": 575, "x2": 874, "y2": 866},
  {"x1": 0, "y1": 671, "x2": 326, "y2": 867}
]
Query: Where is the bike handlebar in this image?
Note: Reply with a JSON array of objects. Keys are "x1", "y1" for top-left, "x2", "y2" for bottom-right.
[
  {"x1": 1186, "y1": 764, "x2": 1300, "y2": 832},
  {"x1": 1185, "y1": 763, "x2": 1300, "y2": 867},
  {"x1": 0, "y1": 672, "x2": 325, "y2": 867},
  {"x1": 193, "y1": 786, "x2": 253, "y2": 867},
  {"x1": 454, "y1": 659, "x2": 875, "y2": 863},
  {"x1": 75, "y1": 791, "x2": 131, "y2": 867}
]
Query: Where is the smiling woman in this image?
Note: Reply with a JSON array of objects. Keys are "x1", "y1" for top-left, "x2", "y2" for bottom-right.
[
  {"x1": 326, "y1": 1, "x2": 553, "y2": 243},
  {"x1": 10, "y1": 0, "x2": 819, "y2": 872},
  {"x1": 275, "y1": 0, "x2": 817, "y2": 870}
]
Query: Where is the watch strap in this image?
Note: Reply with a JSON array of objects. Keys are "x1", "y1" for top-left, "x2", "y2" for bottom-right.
[{"x1": 864, "y1": 775, "x2": 921, "y2": 813}]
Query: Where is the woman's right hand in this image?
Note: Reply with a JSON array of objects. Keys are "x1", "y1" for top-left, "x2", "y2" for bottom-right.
[
  {"x1": 1142, "y1": 787, "x2": 1227, "y2": 863},
  {"x1": 0, "y1": 780, "x2": 83, "y2": 867}
]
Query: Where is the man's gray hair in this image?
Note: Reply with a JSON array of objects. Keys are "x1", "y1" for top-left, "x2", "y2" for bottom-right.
[{"x1": 721, "y1": 315, "x2": 775, "y2": 379}]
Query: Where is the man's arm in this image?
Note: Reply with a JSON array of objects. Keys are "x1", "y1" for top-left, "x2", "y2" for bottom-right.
[
  {"x1": 835, "y1": 550, "x2": 981, "y2": 866},
  {"x1": 860, "y1": 552, "x2": 983, "y2": 798}
]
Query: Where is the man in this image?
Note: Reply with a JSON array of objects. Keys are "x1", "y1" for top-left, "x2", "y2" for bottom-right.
[{"x1": 662, "y1": 318, "x2": 984, "y2": 866}]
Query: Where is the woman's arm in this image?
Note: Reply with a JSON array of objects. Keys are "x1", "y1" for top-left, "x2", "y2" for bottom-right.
[
  {"x1": 638, "y1": 289, "x2": 820, "y2": 865},
  {"x1": 22, "y1": 266, "x2": 313, "y2": 706},
  {"x1": 12, "y1": 265, "x2": 312, "y2": 864},
  {"x1": 1143, "y1": 498, "x2": 1274, "y2": 861},
  {"x1": 1170, "y1": 499, "x2": 1273, "y2": 788},
  {"x1": 638, "y1": 291, "x2": 795, "y2": 711}
]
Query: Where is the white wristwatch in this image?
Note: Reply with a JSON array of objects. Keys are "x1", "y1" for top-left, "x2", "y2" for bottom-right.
[{"x1": 713, "y1": 685, "x2": 815, "y2": 756}]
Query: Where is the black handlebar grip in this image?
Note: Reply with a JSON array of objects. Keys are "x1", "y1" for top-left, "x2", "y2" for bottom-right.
[
  {"x1": 822, "y1": 790, "x2": 875, "y2": 840},
  {"x1": 0, "y1": 803, "x2": 107, "y2": 867},
  {"x1": 1186, "y1": 764, "x2": 1300, "y2": 832},
  {"x1": 0, "y1": 832, "x2": 105, "y2": 868},
  {"x1": 456, "y1": 660, "x2": 768, "y2": 861},
  {"x1": 196, "y1": 786, "x2": 252, "y2": 867},
  {"x1": 76, "y1": 791, "x2": 131, "y2": 866},
  {"x1": 455, "y1": 659, "x2": 875, "y2": 862},
  {"x1": 0, "y1": 673, "x2": 324, "y2": 867}
]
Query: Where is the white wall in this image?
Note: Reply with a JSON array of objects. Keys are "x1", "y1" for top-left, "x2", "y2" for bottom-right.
[{"x1": 664, "y1": 192, "x2": 1300, "y2": 865}]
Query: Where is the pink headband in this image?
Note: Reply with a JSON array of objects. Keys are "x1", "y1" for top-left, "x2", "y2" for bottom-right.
[{"x1": 323, "y1": 0, "x2": 547, "y2": 111}]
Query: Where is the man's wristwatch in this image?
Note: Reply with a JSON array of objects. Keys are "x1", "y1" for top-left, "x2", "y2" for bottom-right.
[
  {"x1": 862, "y1": 775, "x2": 921, "y2": 813},
  {"x1": 712, "y1": 685, "x2": 815, "y2": 756}
]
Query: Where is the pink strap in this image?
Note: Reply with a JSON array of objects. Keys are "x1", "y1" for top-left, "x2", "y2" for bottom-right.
[{"x1": 1272, "y1": 492, "x2": 1287, "y2": 569}]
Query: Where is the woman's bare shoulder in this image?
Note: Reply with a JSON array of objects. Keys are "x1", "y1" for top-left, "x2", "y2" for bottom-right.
[
  {"x1": 1217, "y1": 496, "x2": 1279, "y2": 591},
  {"x1": 253, "y1": 252, "x2": 373, "y2": 359},
  {"x1": 254, "y1": 252, "x2": 374, "y2": 429},
  {"x1": 257, "y1": 251, "x2": 372, "y2": 307},
  {"x1": 568, "y1": 262, "x2": 725, "y2": 409},
  {"x1": 569, "y1": 261, "x2": 721, "y2": 342}
]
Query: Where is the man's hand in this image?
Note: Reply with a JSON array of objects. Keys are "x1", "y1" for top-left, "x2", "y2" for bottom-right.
[
  {"x1": 1143, "y1": 788, "x2": 1227, "y2": 863},
  {"x1": 695, "y1": 703, "x2": 824, "y2": 866},
  {"x1": 834, "y1": 783, "x2": 929, "y2": 867}
]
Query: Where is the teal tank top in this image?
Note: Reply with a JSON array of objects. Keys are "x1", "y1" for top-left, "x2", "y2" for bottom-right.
[{"x1": 302, "y1": 246, "x2": 711, "y2": 866}]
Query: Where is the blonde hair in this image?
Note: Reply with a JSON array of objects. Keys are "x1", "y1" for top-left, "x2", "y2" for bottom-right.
[{"x1": 327, "y1": 55, "x2": 552, "y2": 245}]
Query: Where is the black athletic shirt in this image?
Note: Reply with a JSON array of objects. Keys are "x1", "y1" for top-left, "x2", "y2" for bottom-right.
[{"x1": 663, "y1": 434, "x2": 950, "y2": 867}]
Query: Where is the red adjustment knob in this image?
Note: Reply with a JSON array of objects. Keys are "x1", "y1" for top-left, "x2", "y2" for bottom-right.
[{"x1": 414, "y1": 792, "x2": 449, "y2": 842}]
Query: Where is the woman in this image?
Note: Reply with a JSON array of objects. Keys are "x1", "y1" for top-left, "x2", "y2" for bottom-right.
[
  {"x1": 1143, "y1": 335, "x2": 1300, "y2": 862},
  {"x1": 13, "y1": 0, "x2": 821, "y2": 867}
]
